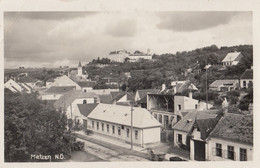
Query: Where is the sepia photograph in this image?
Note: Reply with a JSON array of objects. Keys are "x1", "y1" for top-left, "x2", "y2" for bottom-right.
[{"x1": 2, "y1": 2, "x2": 256, "y2": 166}]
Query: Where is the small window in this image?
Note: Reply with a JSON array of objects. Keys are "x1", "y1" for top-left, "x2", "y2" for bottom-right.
[
  {"x1": 83, "y1": 99, "x2": 87, "y2": 104},
  {"x1": 195, "y1": 104, "x2": 198, "y2": 109},
  {"x1": 159, "y1": 114, "x2": 162, "y2": 123},
  {"x1": 118, "y1": 127, "x2": 121, "y2": 135},
  {"x1": 178, "y1": 104, "x2": 182, "y2": 111},
  {"x1": 121, "y1": 125, "x2": 124, "y2": 130},
  {"x1": 126, "y1": 128, "x2": 129, "y2": 137},
  {"x1": 107, "y1": 124, "x2": 109, "y2": 132},
  {"x1": 243, "y1": 81, "x2": 247, "y2": 87},
  {"x1": 84, "y1": 89, "x2": 86, "y2": 92},
  {"x1": 92, "y1": 121, "x2": 94, "y2": 128},
  {"x1": 240, "y1": 148, "x2": 247, "y2": 161},
  {"x1": 154, "y1": 114, "x2": 157, "y2": 119},
  {"x1": 112, "y1": 125, "x2": 115, "y2": 134},
  {"x1": 177, "y1": 134, "x2": 182, "y2": 143},
  {"x1": 102, "y1": 123, "x2": 104, "y2": 131},
  {"x1": 135, "y1": 130, "x2": 138, "y2": 140},
  {"x1": 228, "y1": 146, "x2": 235, "y2": 160},
  {"x1": 97, "y1": 122, "x2": 99, "y2": 130},
  {"x1": 216, "y1": 143, "x2": 222, "y2": 157}
]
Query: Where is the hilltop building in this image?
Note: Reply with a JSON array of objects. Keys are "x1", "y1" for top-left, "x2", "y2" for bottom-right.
[{"x1": 222, "y1": 52, "x2": 243, "y2": 66}]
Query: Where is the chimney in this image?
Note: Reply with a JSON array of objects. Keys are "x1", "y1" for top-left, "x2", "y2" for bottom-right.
[
  {"x1": 248, "y1": 103, "x2": 253, "y2": 114},
  {"x1": 188, "y1": 91, "x2": 193, "y2": 98},
  {"x1": 222, "y1": 97, "x2": 229, "y2": 116},
  {"x1": 162, "y1": 84, "x2": 166, "y2": 91}
]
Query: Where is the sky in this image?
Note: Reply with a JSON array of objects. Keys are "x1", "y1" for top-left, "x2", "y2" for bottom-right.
[{"x1": 4, "y1": 11, "x2": 252, "y2": 68}]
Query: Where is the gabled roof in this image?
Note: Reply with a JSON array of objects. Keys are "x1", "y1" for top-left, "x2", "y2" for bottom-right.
[
  {"x1": 99, "y1": 94, "x2": 113, "y2": 104},
  {"x1": 77, "y1": 103, "x2": 99, "y2": 117},
  {"x1": 209, "y1": 80, "x2": 238, "y2": 88},
  {"x1": 87, "y1": 103, "x2": 162, "y2": 128},
  {"x1": 136, "y1": 89, "x2": 160, "y2": 100},
  {"x1": 77, "y1": 81, "x2": 96, "y2": 88},
  {"x1": 240, "y1": 69, "x2": 253, "y2": 80},
  {"x1": 209, "y1": 114, "x2": 253, "y2": 145},
  {"x1": 222, "y1": 52, "x2": 242, "y2": 62},
  {"x1": 194, "y1": 118, "x2": 219, "y2": 140},
  {"x1": 17, "y1": 76, "x2": 38, "y2": 83},
  {"x1": 44, "y1": 86, "x2": 75, "y2": 94},
  {"x1": 54, "y1": 90, "x2": 99, "y2": 109},
  {"x1": 172, "y1": 110, "x2": 220, "y2": 133}
]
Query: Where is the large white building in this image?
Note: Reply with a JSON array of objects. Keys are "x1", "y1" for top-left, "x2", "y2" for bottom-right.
[
  {"x1": 86, "y1": 103, "x2": 162, "y2": 147},
  {"x1": 108, "y1": 50, "x2": 152, "y2": 63}
]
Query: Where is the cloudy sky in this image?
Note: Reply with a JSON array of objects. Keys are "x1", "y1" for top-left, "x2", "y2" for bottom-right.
[{"x1": 4, "y1": 11, "x2": 252, "y2": 68}]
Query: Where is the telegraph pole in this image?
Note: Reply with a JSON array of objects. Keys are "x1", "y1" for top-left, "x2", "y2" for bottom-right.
[
  {"x1": 206, "y1": 57, "x2": 209, "y2": 110},
  {"x1": 130, "y1": 102, "x2": 133, "y2": 150}
]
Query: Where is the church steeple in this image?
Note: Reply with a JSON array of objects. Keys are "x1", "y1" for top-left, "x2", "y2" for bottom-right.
[
  {"x1": 78, "y1": 61, "x2": 82, "y2": 67},
  {"x1": 78, "y1": 61, "x2": 83, "y2": 76}
]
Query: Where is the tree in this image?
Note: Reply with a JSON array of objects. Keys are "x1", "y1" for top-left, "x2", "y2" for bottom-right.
[
  {"x1": 226, "y1": 90, "x2": 240, "y2": 105},
  {"x1": 4, "y1": 89, "x2": 75, "y2": 162}
]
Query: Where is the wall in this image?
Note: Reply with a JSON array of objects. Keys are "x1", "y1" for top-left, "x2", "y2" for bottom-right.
[
  {"x1": 207, "y1": 137, "x2": 253, "y2": 161},
  {"x1": 41, "y1": 94, "x2": 62, "y2": 100},
  {"x1": 4, "y1": 79, "x2": 23, "y2": 92},
  {"x1": 142, "y1": 127, "x2": 160, "y2": 144},
  {"x1": 66, "y1": 98, "x2": 95, "y2": 118},
  {"x1": 173, "y1": 130, "x2": 188, "y2": 146},
  {"x1": 174, "y1": 96, "x2": 198, "y2": 112},
  {"x1": 90, "y1": 89, "x2": 119, "y2": 95},
  {"x1": 240, "y1": 79, "x2": 253, "y2": 89}
]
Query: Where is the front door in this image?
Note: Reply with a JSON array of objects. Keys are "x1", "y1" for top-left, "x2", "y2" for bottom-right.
[{"x1": 194, "y1": 140, "x2": 205, "y2": 161}]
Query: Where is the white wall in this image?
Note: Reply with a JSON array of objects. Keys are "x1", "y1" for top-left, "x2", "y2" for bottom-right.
[
  {"x1": 41, "y1": 94, "x2": 63, "y2": 100},
  {"x1": 4, "y1": 79, "x2": 23, "y2": 93},
  {"x1": 207, "y1": 137, "x2": 253, "y2": 161},
  {"x1": 143, "y1": 127, "x2": 160, "y2": 144},
  {"x1": 173, "y1": 130, "x2": 188, "y2": 146}
]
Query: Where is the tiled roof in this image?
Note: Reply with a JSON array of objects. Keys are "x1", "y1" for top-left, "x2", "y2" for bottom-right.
[
  {"x1": 222, "y1": 52, "x2": 242, "y2": 62},
  {"x1": 137, "y1": 89, "x2": 160, "y2": 100},
  {"x1": 209, "y1": 114, "x2": 253, "y2": 145},
  {"x1": 17, "y1": 76, "x2": 38, "y2": 83},
  {"x1": 44, "y1": 86, "x2": 76, "y2": 94},
  {"x1": 194, "y1": 118, "x2": 220, "y2": 140},
  {"x1": 99, "y1": 94, "x2": 113, "y2": 104},
  {"x1": 87, "y1": 103, "x2": 162, "y2": 128},
  {"x1": 77, "y1": 81, "x2": 96, "y2": 88},
  {"x1": 240, "y1": 69, "x2": 253, "y2": 80},
  {"x1": 77, "y1": 103, "x2": 99, "y2": 117},
  {"x1": 172, "y1": 110, "x2": 220, "y2": 133},
  {"x1": 54, "y1": 90, "x2": 99, "y2": 109},
  {"x1": 209, "y1": 80, "x2": 238, "y2": 88}
]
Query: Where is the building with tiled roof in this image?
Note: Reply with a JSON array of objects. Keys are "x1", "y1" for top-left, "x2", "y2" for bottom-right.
[
  {"x1": 222, "y1": 52, "x2": 243, "y2": 66},
  {"x1": 73, "y1": 103, "x2": 99, "y2": 126},
  {"x1": 109, "y1": 91, "x2": 135, "y2": 104},
  {"x1": 240, "y1": 69, "x2": 253, "y2": 89},
  {"x1": 16, "y1": 76, "x2": 38, "y2": 89},
  {"x1": 54, "y1": 90, "x2": 100, "y2": 119},
  {"x1": 4, "y1": 79, "x2": 23, "y2": 93},
  {"x1": 77, "y1": 81, "x2": 96, "y2": 92},
  {"x1": 41, "y1": 86, "x2": 76, "y2": 100},
  {"x1": 207, "y1": 114, "x2": 253, "y2": 161},
  {"x1": 209, "y1": 79, "x2": 239, "y2": 92},
  {"x1": 98, "y1": 94, "x2": 113, "y2": 104},
  {"x1": 135, "y1": 89, "x2": 160, "y2": 108},
  {"x1": 51, "y1": 75, "x2": 81, "y2": 90},
  {"x1": 87, "y1": 103, "x2": 161, "y2": 147}
]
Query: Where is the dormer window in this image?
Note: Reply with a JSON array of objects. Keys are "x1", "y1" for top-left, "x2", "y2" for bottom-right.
[{"x1": 83, "y1": 100, "x2": 87, "y2": 104}]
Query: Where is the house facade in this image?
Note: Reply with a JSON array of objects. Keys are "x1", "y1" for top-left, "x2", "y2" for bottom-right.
[
  {"x1": 222, "y1": 52, "x2": 243, "y2": 66},
  {"x1": 240, "y1": 69, "x2": 253, "y2": 89},
  {"x1": 209, "y1": 80, "x2": 239, "y2": 92},
  {"x1": 51, "y1": 75, "x2": 81, "y2": 90},
  {"x1": 41, "y1": 86, "x2": 76, "y2": 100},
  {"x1": 86, "y1": 104, "x2": 161, "y2": 147}
]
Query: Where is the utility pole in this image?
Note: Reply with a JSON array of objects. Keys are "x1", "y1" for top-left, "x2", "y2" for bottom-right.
[
  {"x1": 206, "y1": 57, "x2": 208, "y2": 110},
  {"x1": 129, "y1": 101, "x2": 134, "y2": 150}
]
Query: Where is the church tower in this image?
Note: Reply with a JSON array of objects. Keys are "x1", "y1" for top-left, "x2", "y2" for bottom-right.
[{"x1": 78, "y1": 61, "x2": 83, "y2": 76}]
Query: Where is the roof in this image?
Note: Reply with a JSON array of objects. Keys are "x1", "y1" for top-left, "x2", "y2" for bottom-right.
[
  {"x1": 209, "y1": 80, "x2": 238, "y2": 88},
  {"x1": 77, "y1": 81, "x2": 96, "y2": 88},
  {"x1": 17, "y1": 76, "x2": 38, "y2": 83},
  {"x1": 222, "y1": 52, "x2": 242, "y2": 62},
  {"x1": 77, "y1": 103, "x2": 99, "y2": 117},
  {"x1": 46, "y1": 78, "x2": 55, "y2": 82},
  {"x1": 136, "y1": 89, "x2": 160, "y2": 100},
  {"x1": 194, "y1": 118, "x2": 219, "y2": 140},
  {"x1": 209, "y1": 114, "x2": 253, "y2": 145},
  {"x1": 87, "y1": 103, "x2": 162, "y2": 128},
  {"x1": 43, "y1": 86, "x2": 75, "y2": 94},
  {"x1": 99, "y1": 94, "x2": 113, "y2": 104},
  {"x1": 54, "y1": 90, "x2": 99, "y2": 109},
  {"x1": 172, "y1": 110, "x2": 220, "y2": 133},
  {"x1": 109, "y1": 92, "x2": 134, "y2": 102},
  {"x1": 240, "y1": 69, "x2": 253, "y2": 80}
]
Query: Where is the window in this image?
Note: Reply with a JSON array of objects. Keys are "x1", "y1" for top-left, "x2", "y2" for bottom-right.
[
  {"x1": 118, "y1": 127, "x2": 121, "y2": 135},
  {"x1": 177, "y1": 134, "x2": 182, "y2": 143},
  {"x1": 92, "y1": 121, "x2": 94, "y2": 128},
  {"x1": 97, "y1": 122, "x2": 99, "y2": 130},
  {"x1": 83, "y1": 99, "x2": 87, "y2": 104},
  {"x1": 121, "y1": 125, "x2": 124, "y2": 130},
  {"x1": 178, "y1": 104, "x2": 182, "y2": 111},
  {"x1": 126, "y1": 128, "x2": 129, "y2": 137},
  {"x1": 94, "y1": 97, "x2": 98, "y2": 103},
  {"x1": 102, "y1": 123, "x2": 104, "y2": 131},
  {"x1": 227, "y1": 146, "x2": 235, "y2": 160},
  {"x1": 112, "y1": 125, "x2": 115, "y2": 134},
  {"x1": 243, "y1": 81, "x2": 246, "y2": 87},
  {"x1": 159, "y1": 114, "x2": 162, "y2": 123},
  {"x1": 195, "y1": 104, "x2": 198, "y2": 109},
  {"x1": 240, "y1": 148, "x2": 247, "y2": 161},
  {"x1": 135, "y1": 130, "x2": 138, "y2": 140},
  {"x1": 84, "y1": 89, "x2": 86, "y2": 92},
  {"x1": 216, "y1": 143, "x2": 222, "y2": 157},
  {"x1": 107, "y1": 124, "x2": 109, "y2": 132},
  {"x1": 154, "y1": 114, "x2": 157, "y2": 119}
]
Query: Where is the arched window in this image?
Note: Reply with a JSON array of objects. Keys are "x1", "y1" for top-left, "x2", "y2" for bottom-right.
[{"x1": 83, "y1": 100, "x2": 87, "y2": 104}]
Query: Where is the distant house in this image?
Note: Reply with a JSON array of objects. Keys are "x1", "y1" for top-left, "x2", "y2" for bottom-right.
[
  {"x1": 16, "y1": 76, "x2": 38, "y2": 89},
  {"x1": 170, "y1": 81, "x2": 198, "y2": 94},
  {"x1": 4, "y1": 79, "x2": 23, "y2": 93},
  {"x1": 172, "y1": 110, "x2": 220, "y2": 148},
  {"x1": 222, "y1": 52, "x2": 243, "y2": 66},
  {"x1": 54, "y1": 90, "x2": 100, "y2": 119},
  {"x1": 209, "y1": 80, "x2": 239, "y2": 92},
  {"x1": 240, "y1": 69, "x2": 253, "y2": 89},
  {"x1": 68, "y1": 61, "x2": 88, "y2": 82},
  {"x1": 87, "y1": 103, "x2": 162, "y2": 147},
  {"x1": 41, "y1": 86, "x2": 76, "y2": 100},
  {"x1": 51, "y1": 75, "x2": 81, "y2": 90},
  {"x1": 78, "y1": 81, "x2": 96, "y2": 92},
  {"x1": 207, "y1": 114, "x2": 253, "y2": 161},
  {"x1": 134, "y1": 89, "x2": 160, "y2": 108},
  {"x1": 110, "y1": 91, "x2": 135, "y2": 105},
  {"x1": 103, "y1": 77, "x2": 119, "y2": 86}
]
